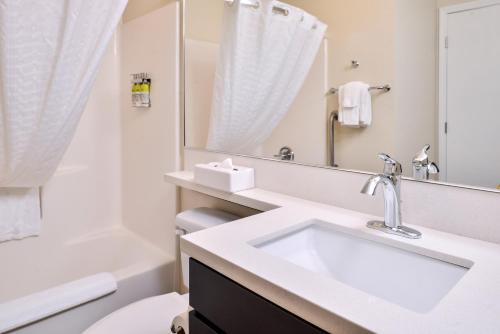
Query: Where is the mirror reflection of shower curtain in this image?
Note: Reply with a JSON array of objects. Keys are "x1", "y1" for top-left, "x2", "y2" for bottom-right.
[
  {"x1": 206, "y1": 0, "x2": 327, "y2": 154},
  {"x1": 0, "y1": 0, "x2": 127, "y2": 242}
]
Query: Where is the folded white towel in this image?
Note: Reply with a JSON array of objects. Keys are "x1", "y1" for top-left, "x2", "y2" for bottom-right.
[
  {"x1": 359, "y1": 83, "x2": 372, "y2": 127},
  {"x1": 338, "y1": 82, "x2": 372, "y2": 127}
]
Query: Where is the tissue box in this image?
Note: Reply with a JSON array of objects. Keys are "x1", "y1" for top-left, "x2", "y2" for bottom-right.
[{"x1": 194, "y1": 162, "x2": 255, "y2": 193}]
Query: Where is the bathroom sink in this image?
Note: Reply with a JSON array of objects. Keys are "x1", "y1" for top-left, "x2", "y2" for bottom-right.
[{"x1": 253, "y1": 220, "x2": 470, "y2": 313}]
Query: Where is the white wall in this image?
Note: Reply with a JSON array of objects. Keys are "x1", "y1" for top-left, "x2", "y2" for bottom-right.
[{"x1": 121, "y1": 3, "x2": 180, "y2": 254}]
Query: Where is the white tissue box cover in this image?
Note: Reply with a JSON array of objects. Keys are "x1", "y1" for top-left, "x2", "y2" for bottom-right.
[{"x1": 194, "y1": 163, "x2": 255, "y2": 193}]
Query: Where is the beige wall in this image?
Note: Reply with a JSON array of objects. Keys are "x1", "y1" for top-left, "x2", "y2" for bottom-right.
[
  {"x1": 184, "y1": 39, "x2": 218, "y2": 149},
  {"x1": 121, "y1": 3, "x2": 180, "y2": 254},
  {"x1": 287, "y1": 0, "x2": 397, "y2": 172},
  {"x1": 286, "y1": 0, "x2": 440, "y2": 174},
  {"x1": 394, "y1": 0, "x2": 438, "y2": 168},
  {"x1": 261, "y1": 41, "x2": 328, "y2": 165},
  {"x1": 185, "y1": 0, "x2": 224, "y2": 43},
  {"x1": 123, "y1": 0, "x2": 176, "y2": 22}
]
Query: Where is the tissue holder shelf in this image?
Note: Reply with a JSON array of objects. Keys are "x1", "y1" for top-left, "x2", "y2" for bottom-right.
[{"x1": 194, "y1": 163, "x2": 255, "y2": 193}]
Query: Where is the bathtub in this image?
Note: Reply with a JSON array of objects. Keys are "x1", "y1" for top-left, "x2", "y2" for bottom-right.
[{"x1": 0, "y1": 228, "x2": 175, "y2": 334}]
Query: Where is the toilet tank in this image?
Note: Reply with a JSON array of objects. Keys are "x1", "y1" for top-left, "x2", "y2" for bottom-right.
[{"x1": 176, "y1": 208, "x2": 240, "y2": 288}]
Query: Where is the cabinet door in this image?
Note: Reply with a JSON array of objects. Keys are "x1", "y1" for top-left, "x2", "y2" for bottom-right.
[
  {"x1": 189, "y1": 311, "x2": 220, "y2": 334},
  {"x1": 189, "y1": 258, "x2": 327, "y2": 334}
]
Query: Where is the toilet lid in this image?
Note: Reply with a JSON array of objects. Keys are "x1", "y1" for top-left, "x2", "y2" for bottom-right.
[{"x1": 83, "y1": 293, "x2": 189, "y2": 334}]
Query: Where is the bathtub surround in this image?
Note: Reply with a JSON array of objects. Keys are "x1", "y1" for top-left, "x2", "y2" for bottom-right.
[
  {"x1": 206, "y1": 0, "x2": 327, "y2": 153},
  {"x1": 0, "y1": 0, "x2": 127, "y2": 242}
]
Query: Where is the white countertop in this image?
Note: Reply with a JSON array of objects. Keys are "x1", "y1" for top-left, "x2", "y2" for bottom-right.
[{"x1": 166, "y1": 171, "x2": 500, "y2": 334}]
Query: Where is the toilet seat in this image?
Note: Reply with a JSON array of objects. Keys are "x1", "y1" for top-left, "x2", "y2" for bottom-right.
[{"x1": 83, "y1": 293, "x2": 189, "y2": 334}]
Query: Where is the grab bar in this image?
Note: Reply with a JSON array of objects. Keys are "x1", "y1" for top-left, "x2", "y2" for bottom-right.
[{"x1": 329, "y1": 111, "x2": 339, "y2": 168}]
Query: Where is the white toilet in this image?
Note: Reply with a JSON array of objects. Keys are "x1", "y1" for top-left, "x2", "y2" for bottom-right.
[{"x1": 83, "y1": 208, "x2": 239, "y2": 334}]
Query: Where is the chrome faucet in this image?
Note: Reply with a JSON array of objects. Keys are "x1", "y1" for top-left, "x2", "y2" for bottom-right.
[
  {"x1": 412, "y1": 145, "x2": 439, "y2": 181},
  {"x1": 361, "y1": 153, "x2": 422, "y2": 239}
]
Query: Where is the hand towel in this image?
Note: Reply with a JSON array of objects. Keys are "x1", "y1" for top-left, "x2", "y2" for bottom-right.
[
  {"x1": 338, "y1": 82, "x2": 371, "y2": 127},
  {"x1": 359, "y1": 83, "x2": 373, "y2": 127}
]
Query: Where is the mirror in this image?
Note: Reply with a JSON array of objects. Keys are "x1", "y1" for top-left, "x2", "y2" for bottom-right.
[{"x1": 183, "y1": 0, "x2": 500, "y2": 191}]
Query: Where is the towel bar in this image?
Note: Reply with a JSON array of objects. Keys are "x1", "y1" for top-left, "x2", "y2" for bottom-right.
[{"x1": 326, "y1": 84, "x2": 391, "y2": 96}]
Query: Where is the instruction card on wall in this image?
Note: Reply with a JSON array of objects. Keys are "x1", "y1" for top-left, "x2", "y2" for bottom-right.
[{"x1": 131, "y1": 73, "x2": 151, "y2": 108}]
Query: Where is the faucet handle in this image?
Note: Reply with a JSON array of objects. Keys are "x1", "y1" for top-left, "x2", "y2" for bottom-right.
[
  {"x1": 428, "y1": 162, "x2": 440, "y2": 175},
  {"x1": 412, "y1": 145, "x2": 440, "y2": 180},
  {"x1": 378, "y1": 153, "x2": 402, "y2": 176},
  {"x1": 413, "y1": 144, "x2": 431, "y2": 165}
]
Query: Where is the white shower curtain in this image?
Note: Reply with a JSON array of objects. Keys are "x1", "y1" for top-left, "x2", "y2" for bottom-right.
[
  {"x1": 0, "y1": 0, "x2": 128, "y2": 242},
  {"x1": 206, "y1": 0, "x2": 327, "y2": 153}
]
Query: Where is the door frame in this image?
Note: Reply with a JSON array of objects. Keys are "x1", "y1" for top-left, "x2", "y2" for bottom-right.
[{"x1": 438, "y1": 0, "x2": 500, "y2": 182}]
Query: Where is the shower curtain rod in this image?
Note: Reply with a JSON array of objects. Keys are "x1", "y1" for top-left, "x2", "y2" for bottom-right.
[{"x1": 224, "y1": 0, "x2": 290, "y2": 16}]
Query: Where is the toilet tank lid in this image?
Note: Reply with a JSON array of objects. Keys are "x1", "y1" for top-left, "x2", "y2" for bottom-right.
[{"x1": 176, "y1": 208, "x2": 240, "y2": 233}]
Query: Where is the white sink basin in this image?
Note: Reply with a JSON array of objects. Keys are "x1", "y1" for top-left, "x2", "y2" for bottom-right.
[{"x1": 253, "y1": 220, "x2": 470, "y2": 313}]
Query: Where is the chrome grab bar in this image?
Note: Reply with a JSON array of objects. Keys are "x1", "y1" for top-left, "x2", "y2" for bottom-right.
[{"x1": 329, "y1": 111, "x2": 338, "y2": 167}]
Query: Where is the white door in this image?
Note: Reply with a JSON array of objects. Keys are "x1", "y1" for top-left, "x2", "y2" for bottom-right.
[{"x1": 440, "y1": 1, "x2": 500, "y2": 189}]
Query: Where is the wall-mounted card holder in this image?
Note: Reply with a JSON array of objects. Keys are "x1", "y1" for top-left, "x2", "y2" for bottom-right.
[{"x1": 131, "y1": 73, "x2": 151, "y2": 108}]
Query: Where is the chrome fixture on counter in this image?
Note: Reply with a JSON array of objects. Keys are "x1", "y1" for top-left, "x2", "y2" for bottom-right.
[
  {"x1": 361, "y1": 154, "x2": 422, "y2": 239},
  {"x1": 274, "y1": 146, "x2": 295, "y2": 161},
  {"x1": 412, "y1": 145, "x2": 439, "y2": 181},
  {"x1": 326, "y1": 84, "x2": 391, "y2": 96}
]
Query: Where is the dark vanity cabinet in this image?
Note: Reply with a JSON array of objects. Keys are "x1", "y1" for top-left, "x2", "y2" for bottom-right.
[{"x1": 189, "y1": 258, "x2": 328, "y2": 334}]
